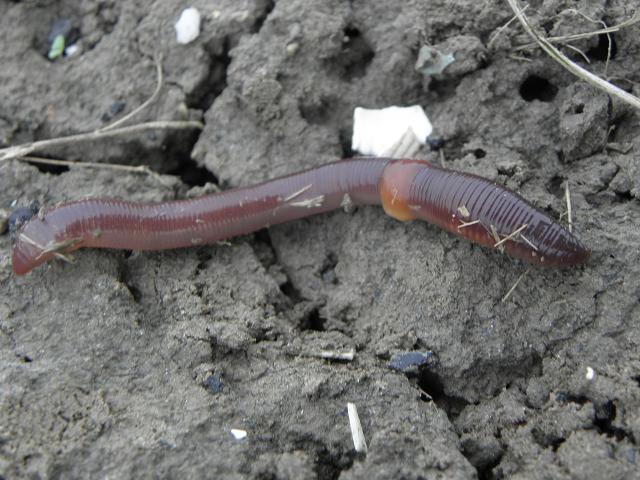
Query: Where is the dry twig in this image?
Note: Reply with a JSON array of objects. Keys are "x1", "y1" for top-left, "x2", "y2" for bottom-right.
[
  {"x1": 564, "y1": 181, "x2": 573, "y2": 233},
  {"x1": 0, "y1": 54, "x2": 202, "y2": 166},
  {"x1": 19, "y1": 156, "x2": 174, "y2": 188},
  {"x1": 514, "y1": 10, "x2": 640, "y2": 53},
  {"x1": 0, "y1": 120, "x2": 203, "y2": 163},
  {"x1": 347, "y1": 403, "x2": 368, "y2": 453},
  {"x1": 501, "y1": 269, "x2": 529, "y2": 303}
]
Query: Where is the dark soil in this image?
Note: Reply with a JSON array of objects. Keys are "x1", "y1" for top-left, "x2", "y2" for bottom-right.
[{"x1": 1, "y1": 1, "x2": 639, "y2": 478}]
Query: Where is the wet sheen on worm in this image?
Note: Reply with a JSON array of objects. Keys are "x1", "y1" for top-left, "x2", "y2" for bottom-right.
[{"x1": 11, "y1": 158, "x2": 590, "y2": 275}]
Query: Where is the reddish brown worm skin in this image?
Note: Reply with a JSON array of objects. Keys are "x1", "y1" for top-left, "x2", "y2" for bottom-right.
[{"x1": 11, "y1": 158, "x2": 589, "y2": 275}]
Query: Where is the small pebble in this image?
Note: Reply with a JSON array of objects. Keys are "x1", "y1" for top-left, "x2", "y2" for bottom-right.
[
  {"x1": 388, "y1": 351, "x2": 434, "y2": 372},
  {"x1": 102, "y1": 100, "x2": 127, "y2": 122},
  {"x1": 109, "y1": 100, "x2": 127, "y2": 116},
  {"x1": 427, "y1": 137, "x2": 445, "y2": 151},
  {"x1": 555, "y1": 392, "x2": 568, "y2": 404},
  {"x1": 203, "y1": 373, "x2": 224, "y2": 394},
  {"x1": 585, "y1": 366, "x2": 595, "y2": 381},
  {"x1": 64, "y1": 42, "x2": 81, "y2": 57},
  {"x1": 48, "y1": 35, "x2": 65, "y2": 60},
  {"x1": 286, "y1": 42, "x2": 299, "y2": 56},
  {"x1": 175, "y1": 7, "x2": 201, "y2": 45}
]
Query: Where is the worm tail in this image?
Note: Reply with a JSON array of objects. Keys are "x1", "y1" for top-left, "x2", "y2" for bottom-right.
[{"x1": 11, "y1": 218, "x2": 79, "y2": 275}]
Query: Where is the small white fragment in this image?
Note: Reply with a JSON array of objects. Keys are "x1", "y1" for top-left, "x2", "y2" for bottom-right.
[
  {"x1": 341, "y1": 193, "x2": 354, "y2": 213},
  {"x1": 230, "y1": 428, "x2": 247, "y2": 440},
  {"x1": 585, "y1": 366, "x2": 595, "y2": 381},
  {"x1": 347, "y1": 403, "x2": 368, "y2": 453},
  {"x1": 286, "y1": 42, "x2": 299, "y2": 56},
  {"x1": 175, "y1": 7, "x2": 201, "y2": 45},
  {"x1": 315, "y1": 349, "x2": 355, "y2": 361},
  {"x1": 352, "y1": 105, "x2": 432, "y2": 157},
  {"x1": 289, "y1": 195, "x2": 325, "y2": 208},
  {"x1": 64, "y1": 43, "x2": 80, "y2": 57}
]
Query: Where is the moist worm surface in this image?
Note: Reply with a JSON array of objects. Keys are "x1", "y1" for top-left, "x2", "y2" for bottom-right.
[{"x1": 11, "y1": 158, "x2": 589, "y2": 275}]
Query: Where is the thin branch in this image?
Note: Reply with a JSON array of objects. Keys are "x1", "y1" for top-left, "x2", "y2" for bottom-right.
[
  {"x1": 519, "y1": 233, "x2": 538, "y2": 251},
  {"x1": 487, "y1": 4, "x2": 529, "y2": 50},
  {"x1": 501, "y1": 269, "x2": 529, "y2": 303},
  {"x1": 308, "y1": 349, "x2": 356, "y2": 362},
  {"x1": 347, "y1": 403, "x2": 368, "y2": 453},
  {"x1": 564, "y1": 180, "x2": 573, "y2": 233},
  {"x1": 494, "y1": 223, "x2": 528, "y2": 249},
  {"x1": 19, "y1": 156, "x2": 174, "y2": 188},
  {"x1": 458, "y1": 219, "x2": 480, "y2": 229},
  {"x1": 506, "y1": 0, "x2": 640, "y2": 111},
  {"x1": 561, "y1": 8, "x2": 612, "y2": 74},
  {"x1": 515, "y1": 10, "x2": 640, "y2": 51},
  {"x1": 0, "y1": 120, "x2": 204, "y2": 162},
  {"x1": 563, "y1": 44, "x2": 591, "y2": 64}
]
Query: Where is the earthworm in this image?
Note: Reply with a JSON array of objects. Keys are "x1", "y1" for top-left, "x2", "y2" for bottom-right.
[{"x1": 10, "y1": 158, "x2": 589, "y2": 275}]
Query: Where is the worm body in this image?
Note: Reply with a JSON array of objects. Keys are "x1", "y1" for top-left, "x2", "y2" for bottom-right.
[{"x1": 11, "y1": 158, "x2": 589, "y2": 275}]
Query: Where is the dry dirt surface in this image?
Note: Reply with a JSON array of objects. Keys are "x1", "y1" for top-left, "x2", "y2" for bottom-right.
[{"x1": 1, "y1": 1, "x2": 639, "y2": 479}]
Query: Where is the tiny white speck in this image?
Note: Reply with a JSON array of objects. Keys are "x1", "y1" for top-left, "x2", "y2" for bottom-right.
[
  {"x1": 341, "y1": 193, "x2": 354, "y2": 213},
  {"x1": 457, "y1": 205, "x2": 470, "y2": 218},
  {"x1": 230, "y1": 429, "x2": 247, "y2": 440},
  {"x1": 64, "y1": 43, "x2": 80, "y2": 56},
  {"x1": 585, "y1": 367, "x2": 595, "y2": 381}
]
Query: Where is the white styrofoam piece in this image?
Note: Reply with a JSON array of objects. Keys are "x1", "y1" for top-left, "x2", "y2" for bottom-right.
[{"x1": 352, "y1": 105, "x2": 432, "y2": 157}]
